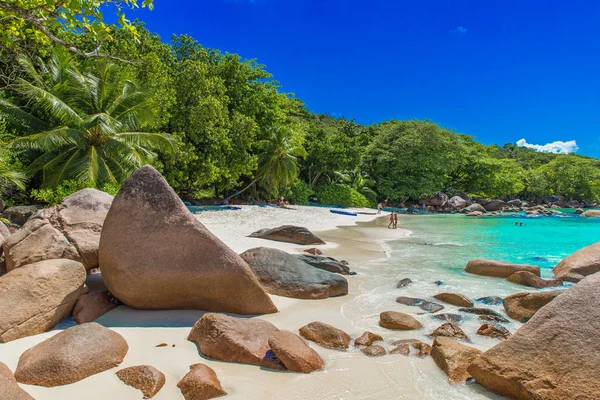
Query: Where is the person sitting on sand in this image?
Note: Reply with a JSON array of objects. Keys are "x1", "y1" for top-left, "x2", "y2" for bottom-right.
[{"x1": 277, "y1": 197, "x2": 285, "y2": 207}]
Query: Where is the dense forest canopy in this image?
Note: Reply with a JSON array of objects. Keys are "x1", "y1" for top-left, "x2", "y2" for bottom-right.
[{"x1": 1, "y1": 6, "x2": 600, "y2": 207}]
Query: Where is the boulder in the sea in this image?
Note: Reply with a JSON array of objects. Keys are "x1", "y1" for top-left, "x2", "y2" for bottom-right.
[
  {"x1": 268, "y1": 330, "x2": 324, "y2": 373},
  {"x1": 477, "y1": 322, "x2": 511, "y2": 340},
  {"x1": 3, "y1": 189, "x2": 113, "y2": 271},
  {"x1": 99, "y1": 166, "x2": 277, "y2": 314},
  {"x1": 582, "y1": 210, "x2": 600, "y2": 217},
  {"x1": 396, "y1": 277, "x2": 412, "y2": 288},
  {"x1": 433, "y1": 292, "x2": 473, "y2": 307},
  {"x1": 0, "y1": 259, "x2": 87, "y2": 343},
  {"x1": 468, "y1": 273, "x2": 600, "y2": 399},
  {"x1": 448, "y1": 196, "x2": 468, "y2": 210},
  {"x1": 240, "y1": 247, "x2": 348, "y2": 299},
  {"x1": 72, "y1": 291, "x2": 118, "y2": 325},
  {"x1": 554, "y1": 240, "x2": 600, "y2": 281},
  {"x1": 502, "y1": 290, "x2": 563, "y2": 322},
  {"x1": 249, "y1": 225, "x2": 325, "y2": 245},
  {"x1": 294, "y1": 254, "x2": 354, "y2": 275},
  {"x1": 432, "y1": 313, "x2": 463, "y2": 323},
  {"x1": 390, "y1": 344, "x2": 410, "y2": 356},
  {"x1": 506, "y1": 271, "x2": 563, "y2": 288},
  {"x1": 298, "y1": 322, "x2": 351, "y2": 350},
  {"x1": 354, "y1": 331, "x2": 383, "y2": 347},
  {"x1": 429, "y1": 322, "x2": 468, "y2": 340},
  {"x1": 379, "y1": 311, "x2": 422, "y2": 330},
  {"x1": 506, "y1": 199, "x2": 522, "y2": 208},
  {"x1": 0, "y1": 362, "x2": 34, "y2": 400},
  {"x1": 458, "y1": 307, "x2": 509, "y2": 323},
  {"x1": 361, "y1": 345, "x2": 387, "y2": 357},
  {"x1": 574, "y1": 208, "x2": 584, "y2": 215},
  {"x1": 465, "y1": 259, "x2": 540, "y2": 278},
  {"x1": 396, "y1": 296, "x2": 444, "y2": 313},
  {"x1": 14, "y1": 322, "x2": 128, "y2": 387},
  {"x1": 392, "y1": 339, "x2": 432, "y2": 356},
  {"x1": 116, "y1": 365, "x2": 165, "y2": 399},
  {"x1": 421, "y1": 192, "x2": 448, "y2": 208},
  {"x1": 177, "y1": 364, "x2": 227, "y2": 400},
  {"x1": 482, "y1": 200, "x2": 506, "y2": 212},
  {"x1": 476, "y1": 296, "x2": 503, "y2": 305},
  {"x1": 464, "y1": 203, "x2": 485, "y2": 213},
  {"x1": 188, "y1": 313, "x2": 283, "y2": 370},
  {"x1": 1, "y1": 205, "x2": 40, "y2": 226},
  {"x1": 466, "y1": 211, "x2": 483, "y2": 217},
  {"x1": 431, "y1": 337, "x2": 482, "y2": 382}
]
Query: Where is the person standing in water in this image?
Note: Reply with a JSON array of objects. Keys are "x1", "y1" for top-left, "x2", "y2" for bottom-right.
[
  {"x1": 388, "y1": 212, "x2": 395, "y2": 229},
  {"x1": 393, "y1": 211, "x2": 398, "y2": 229},
  {"x1": 377, "y1": 202, "x2": 383, "y2": 214}
]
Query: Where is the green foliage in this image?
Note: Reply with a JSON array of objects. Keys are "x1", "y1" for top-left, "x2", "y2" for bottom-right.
[
  {"x1": 31, "y1": 180, "x2": 121, "y2": 205},
  {"x1": 285, "y1": 179, "x2": 314, "y2": 205},
  {"x1": 316, "y1": 183, "x2": 371, "y2": 208}
]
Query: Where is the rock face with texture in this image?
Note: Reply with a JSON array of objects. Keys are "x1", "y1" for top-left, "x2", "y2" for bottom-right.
[
  {"x1": 431, "y1": 337, "x2": 482, "y2": 382},
  {"x1": 396, "y1": 296, "x2": 444, "y2": 313},
  {"x1": 3, "y1": 189, "x2": 112, "y2": 271},
  {"x1": 380, "y1": 311, "x2": 422, "y2": 330},
  {"x1": 268, "y1": 330, "x2": 324, "y2": 373},
  {"x1": 465, "y1": 259, "x2": 540, "y2": 278},
  {"x1": 502, "y1": 290, "x2": 563, "y2": 322},
  {"x1": 354, "y1": 331, "x2": 383, "y2": 347},
  {"x1": 249, "y1": 225, "x2": 325, "y2": 245},
  {"x1": 507, "y1": 271, "x2": 562, "y2": 288},
  {"x1": 582, "y1": 210, "x2": 600, "y2": 217},
  {"x1": 554, "y1": 241, "x2": 600, "y2": 281},
  {"x1": 188, "y1": 313, "x2": 283, "y2": 370},
  {"x1": 430, "y1": 323, "x2": 467, "y2": 340},
  {"x1": 15, "y1": 323, "x2": 128, "y2": 387},
  {"x1": 433, "y1": 293, "x2": 473, "y2": 307},
  {"x1": 397, "y1": 278, "x2": 412, "y2": 288},
  {"x1": 392, "y1": 339, "x2": 432, "y2": 356},
  {"x1": 469, "y1": 273, "x2": 600, "y2": 400},
  {"x1": 477, "y1": 323, "x2": 511, "y2": 339},
  {"x1": 482, "y1": 200, "x2": 506, "y2": 211},
  {"x1": 116, "y1": 365, "x2": 165, "y2": 399},
  {"x1": 421, "y1": 192, "x2": 448, "y2": 207},
  {"x1": 72, "y1": 291, "x2": 118, "y2": 324},
  {"x1": 299, "y1": 322, "x2": 351, "y2": 350},
  {"x1": 178, "y1": 364, "x2": 226, "y2": 400},
  {"x1": 466, "y1": 211, "x2": 483, "y2": 217},
  {"x1": 448, "y1": 196, "x2": 468, "y2": 210},
  {"x1": 477, "y1": 296, "x2": 503, "y2": 305},
  {"x1": 361, "y1": 345, "x2": 387, "y2": 357},
  {"x1": 0, "y1": 259, "x2": 87, "y2": 343},
  {"x1": 240, "y1": 247, "x2": 348, "y2": 299},
  {"x1": 0, "y1": 362, "x2": 34, "y2": 400},
  {"x1": 465, "y1": 203, "x2": 485, "y2": 213},
  {"x1": 458, "y1": 307, "x2": 509, "y2": 322},
  {"x1": 99, "y1": 166, "x2": 277, "y2": 314},
  {"x1": 294, "y1": 254, "x2": 354, "y2": 275},
  {"x1": 1, "y1": 205, "x2": 40, "y2": 226}
]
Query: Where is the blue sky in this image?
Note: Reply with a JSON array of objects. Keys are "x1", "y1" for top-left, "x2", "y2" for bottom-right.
[{"x1": 127, "y1": 0, "x2": 600, "y2": 157}]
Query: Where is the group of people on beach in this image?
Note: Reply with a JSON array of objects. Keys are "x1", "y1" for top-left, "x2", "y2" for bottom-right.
[{"x1": 388, "y1": 211, "x2": 399, "y2": 229}]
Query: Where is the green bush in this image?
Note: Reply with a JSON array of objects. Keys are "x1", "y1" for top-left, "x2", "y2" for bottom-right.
[
  {"x1": 315, "y1": 183, "x2": 371, "y2": 208},
  {"x1": 285, "y1": 180, "x2": 314, "y2": 205},
  {"x1": 31, "y1": 180, "x2": 121, "y2": 205}
]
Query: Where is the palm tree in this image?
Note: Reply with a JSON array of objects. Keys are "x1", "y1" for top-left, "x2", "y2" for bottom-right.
[
  {"x1": 0, "y1": 145, "x2": 25, "y2": 191},
  {"x1": 0, "y1": 49, "x2": 174, "y2": 188}
]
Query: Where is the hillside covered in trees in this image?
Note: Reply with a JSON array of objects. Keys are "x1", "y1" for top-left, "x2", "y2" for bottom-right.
[{"x1": 1, "y1": 4, "x2": 599, "y2": 208}]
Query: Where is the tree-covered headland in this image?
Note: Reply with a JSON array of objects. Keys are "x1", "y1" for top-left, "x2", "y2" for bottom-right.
[{"x1": 1, "y1": 2, "x2": 599, "y2": 207}]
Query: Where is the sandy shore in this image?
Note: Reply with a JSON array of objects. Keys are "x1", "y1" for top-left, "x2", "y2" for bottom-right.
[{"x1": 4, "y1": 205, "x2": 455, "y2": 400}]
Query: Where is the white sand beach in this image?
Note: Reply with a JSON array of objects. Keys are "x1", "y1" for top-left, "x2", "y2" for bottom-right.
[{"x1": 0, "y1": 206, "x2": 506, "y2": 400}]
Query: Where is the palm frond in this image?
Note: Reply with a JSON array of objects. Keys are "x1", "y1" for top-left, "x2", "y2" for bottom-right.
[
  {"x1": 0, "y1": 99, "x2": 47, "y2": 132},
  {"x1": 10, "y1": 127, "x2": 83, "y2": 152}
]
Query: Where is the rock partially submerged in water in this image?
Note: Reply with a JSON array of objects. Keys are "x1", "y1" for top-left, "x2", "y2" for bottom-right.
[
  {"x1": 507, "y1": 271, "x2": 563, "y2": 288},
  {"x1": 465, "y1": 259, "x2": 540, "y2": 278},
  {"x1": 433, "y1": 292, "x2": 473, "y2": 307},
  {"x1": 432, "y1": 313, "x2": 463, "y2": 323},
  {"x1": 476, "y1": 322, "x2": 511, "y2": 340},
  {"x1": 554, "y1": 240, "x2": 600, "y2": 281},
  {"x1": 241, "y1": 247, "x2": 348, "y2": 299},
  {"x1": 0, "y1": 362, "x2": 34, "y2": 400},
  {"x1": 0, "y1": 259, "x2": 87, "y2": 343},
  {"x1": 380, "y1": 311, "x2": 422, "y2": 330},
  {"x1": 396, "y1": 277, "x2": 413, "y2": 288},
  {"x1": 466, "y1": 211, "x2": 483, "y2": 217},
  {"x1": 354, "y1": 331, "x2": 383, "y2": 347},
  {"x1": 299, "y1": 322, "x2": 351, "y2": 350},
  {"x1": 429, "y1": 322, "x2": 468, "y2": 340},
  {"x1": 582, "y1": 210, "x2": 600, "y2": 217},
  {"x1": 268, "y1": 330, "x2": 324, "y2": 373},
  {"x1": 15, "y1": 323, "x2": 128, "y2": 387},
  {"x1": 294, "y1": 254, "x2": 355, "y2": 275},
  {"x1": 116, "y1": 365, "x2": 165, "y2": 399},
  {"x1": 396, "y1": 296, "x2": 444, "y2": 313},
  {"x1": 361, "y1": 345, "x2": 387, "y2": 357},
  {"x1": 99, "y1": 166, "x2": 277, "y2": 315},
  {"x1": 178, "y1": 364, "x2": 226, "y2": 400},
  {"x1": 502, "y1": 290, "x2": 563, "y2": 322},
  {"x1": 431, "y1": 337, "x2": 482, "y2": 382},
  {"x1": 188, "y1": 313, "x2": 284, "y2": 370},
  {"x1": 464, "y1": 203, "x2": 485, "y2": 213},
  {"x1": 249, "y1": 225, "x2": 325, "y2": 245},
  {"x1": 476, "y1": 296, "x2": 503, "y2": 305},
  {"x1": 458, "y1": 307, "x2": 509, "y2": 323},
  {"x1": 391, "y1": 339, "x2": 432, "y2": 356},
  {"x1": 468, "y1": 273, "x2": 600, "y2": 399}
]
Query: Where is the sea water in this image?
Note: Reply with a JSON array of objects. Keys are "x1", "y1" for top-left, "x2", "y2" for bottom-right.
[{"x1": 335, "y1": 211, "x2": 600, "y2": 399}]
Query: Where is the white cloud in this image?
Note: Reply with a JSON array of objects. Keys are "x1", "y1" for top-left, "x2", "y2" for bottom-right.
[
  {"x1": 516, "y1": 138, "x2": 579, "y2": 154},
  {"x1": 449, "y1": 26, "x2": 467, "y2": 35}
]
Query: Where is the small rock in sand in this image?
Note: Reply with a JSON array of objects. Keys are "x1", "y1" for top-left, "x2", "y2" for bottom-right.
[
  {"x1": 477, "y1": 323, "x2": 511, "y2": 340},
  {"x1": 429, "y1": 322, "x2": 468, "y2": 340},
  {"x1": 354, "y1": 331, "x2": 383, "y2": 347},
  {"x1": 396, "y1": 278, "x2": 412, "y2": 288},
  {"x1": 299, "y1": 322, "x2": 351, "y2": 350},
  {"x1": 361, "y1": 345, "x2": 387, "y2": 357},
  {"x1": 155, "y1": 343, "x2": 168, "y2": 347},
  {"x1": 116, "y1": 365, "x2": 165, "y2": 399},
  {"x1": 396, "y1": 296, "x2": 444, "y2": 313},
  {"x1": 268, "y1": 330, "x2": 324, "y2": 373},
  {"x1": 380, "y1": 311, "x2": 422, "y2": 330},
  {"x1": 178, "y1": 363, "x2": 227, "y2": 400}
]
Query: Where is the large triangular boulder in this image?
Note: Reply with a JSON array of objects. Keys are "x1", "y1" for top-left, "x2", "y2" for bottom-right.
[
  {"x1": 554, "y1": 241, "x2": 600, "y2": 281},
  {"x1": 0, "y1": 362, "x2": 34, "y2": 400},
  {"x1": 99, "y1": 166, "x2": 277, "y2": 314},
  {"x1": 3, "y1": 189, "x2": 113, "y2": 272},
  {"x1": 0, "y1": 258, "x2": 87, "y2": 343},
  {"x1": 468, "y1": 273, "x2": 600, "y2": 399}
]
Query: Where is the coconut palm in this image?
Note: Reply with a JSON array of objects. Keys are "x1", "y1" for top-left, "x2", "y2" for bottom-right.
[
  {"x1": 0, "y1": 145, "x2": 25, "y2": 191},
  {"x1": 0, "y1": 49, "x2": 174, "y2": 188}
]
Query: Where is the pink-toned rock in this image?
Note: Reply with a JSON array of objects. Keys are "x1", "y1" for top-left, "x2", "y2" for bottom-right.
[
  {"x1": 72, "y1": 291, "x2": 118, "y2": 324},
  {"x1": 429, "y1": 322, "x2": 468, "y2": 340},
  {"x1": 0, "y1": 259, "x2": 87, "y2": 343},
  {"x1": 468, "y1": 273, "x2": 600, "y2": 399},
  {"x1": 361, "y1": 345, "x2": 387, "y2": 357},
  {"x1": 188, "y1": 313, "x2": 283, "y2": 370},
  {"x1": 15, "y1": 323, "x2": 128, "y2": 387},
  {"x1": 431, "y1": 337, "x2": 482, "y2": 382},
  {"x1": 116, "y1": 365, "x2": 165, "y2": 399},
  {"x1": 0, "y1": 362, "x2": 34, "y2": 400},
  {"x1": 298, "y1": 322, "x2": 351, "y2": 350},
  {"x1": 379, "y1": 311, "x2": 422, "y2": 330},
  {"x1": 502, "y1": 290, "x2": 564, "y2": 322},
  {"x1": 507, "y1": 271, "x2": 562, "y2": 288},
  {"x1": 268, "y1": 330, "x2": 324, "y2": 373},
  {"x1": 433, "y1": 292, "x2": 473, "y2": 307},
  {"x1": 554, "y1": 241, "x2": 600, "y2": 281},
  {"x1": 354, "y1": 331, "x2": 383, "y2": 347},
  {"x1": 465, "y1": 259, "x2": 540, "y2": 278},
  {"x1": 177, "y1": 363, "x2": 226, "y2": 400},
  {"x1": 476, "y1": 323, "x2": 511, "y2": 340},
  {"x1": 392, "y1": 339, "x2": 432, "y2": 356}
]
